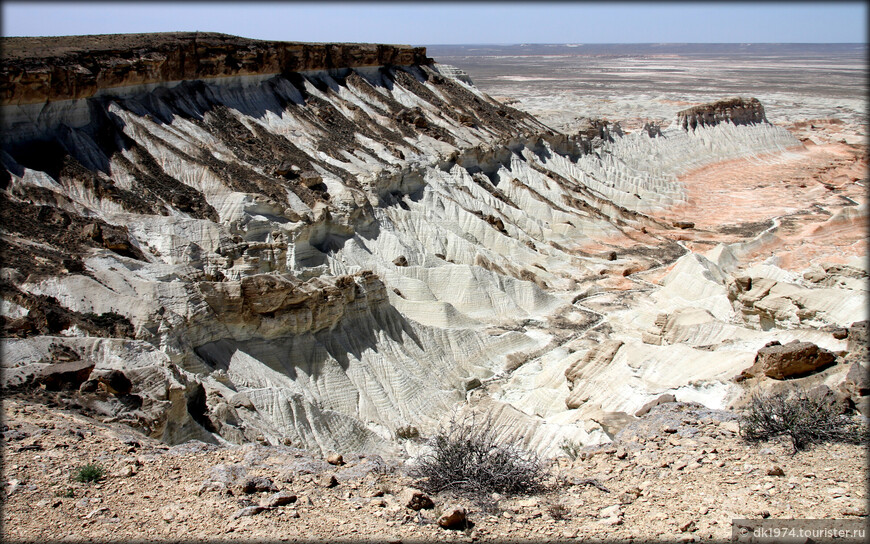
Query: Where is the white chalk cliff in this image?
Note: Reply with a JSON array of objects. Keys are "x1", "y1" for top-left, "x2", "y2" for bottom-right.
[{"x1": 2, "y1": 33, "x2": 865, "y2": 457}]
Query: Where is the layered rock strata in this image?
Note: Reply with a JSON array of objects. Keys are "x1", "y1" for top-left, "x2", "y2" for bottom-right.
[
  {"x1": 1, "y1": 33, "x2": 863, "y2": 457},
  {"x1": 1, "y1": 32, "x2": 430, "y2": 105},
  {"x1": 677, "y1": 97, "x2": 767, "y2": 130}
]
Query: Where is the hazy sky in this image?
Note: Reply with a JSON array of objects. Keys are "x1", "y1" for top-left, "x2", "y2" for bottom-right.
[{"x1": 2, "y1": 1, "x2": 866, "y2": 45}]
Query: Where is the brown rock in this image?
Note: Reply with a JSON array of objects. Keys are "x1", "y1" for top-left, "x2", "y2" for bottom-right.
[
  {"x1": 299, "y1": 171, "x2": 323, "y2": 188},
  {"x1": 680, "y1": 520, "x2": 697, "y2": 533},
  {"x1": 808, "y1": 384, "x2": 850, "y2": 414},
  {"x1": 318, "y1": 474, "x2": 338, "y2": 488},
  {"x1": 437, "y1": 506, "x2": 467, "y2": 529},
  {"x1": 233, "y1": 505, "x2": 267, "y2": 518},
  {"x1": 745, "y1": 341, "x2": 836, "y2": 379},
  {"x1": 401, "y1": 488, "x2": 434, "y2": 510},
  {"x1": 264, "y1": 491, "x2": 297, "y2": 507},
  {"x1": 35, "y1": 361, "x2": 95, "y2": 391},
  {"x1": 392, "y1": 256, "x2": 409, "y2": 267},
  {"x1": 326, "y1": 453, "x2": 344, "y2": 466},
  {"x1": 673, "y1": 221, "x2": 695, "y2": 229},
  {"x1": 767, "y1": 466, "x2": 785, "y2": 477}
]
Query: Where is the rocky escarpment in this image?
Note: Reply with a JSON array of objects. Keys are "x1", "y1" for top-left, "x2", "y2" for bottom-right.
[
  {"x1": 4, "y1": 33, "x2": 860, "y2": 459},
  {"x1": 1, "y1": 32, "x2": 430, "y2": 105},
  {"x1": 677, "y1": 97, "x2": 767, "y2": 130}
]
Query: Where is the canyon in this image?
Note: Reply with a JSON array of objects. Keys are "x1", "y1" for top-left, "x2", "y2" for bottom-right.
[{"x1": 1, "y1": 33, "x2": 867, "y2": 466}]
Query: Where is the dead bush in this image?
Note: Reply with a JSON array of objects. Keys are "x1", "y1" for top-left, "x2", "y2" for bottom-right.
[
  {"x1": 739, "y1": 386, "x2": 866, "y2": 453},
  {"x1": 411, "y1": 413, "x2": 546, "y2": 498}
]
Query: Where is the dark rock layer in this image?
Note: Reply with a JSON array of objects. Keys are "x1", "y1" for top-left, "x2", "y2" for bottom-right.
[
  {"x1": 677, "y1": 97, "x2": 767, "y2": 130},
  {"x1": 1, "y1": 32, "x2": 431, "y2": 105}
]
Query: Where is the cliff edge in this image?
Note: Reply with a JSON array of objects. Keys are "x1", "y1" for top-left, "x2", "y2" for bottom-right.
[{"x1": 0, "y1": 32, "x2": 431, "y2": 105}]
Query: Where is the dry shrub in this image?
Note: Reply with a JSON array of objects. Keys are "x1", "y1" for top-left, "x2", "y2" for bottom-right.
[
  {"x1": 739, "y1": 386, "x2": 866, "y2": 454},
  {"x1": 411, "y1": 413, "x2": 546, "y2": 498}
]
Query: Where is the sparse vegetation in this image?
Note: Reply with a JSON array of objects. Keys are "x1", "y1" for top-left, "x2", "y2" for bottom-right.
[
  {"x1": 559, "y1": 438, "x2": 584, "y2": 460},
  {"x1": 546, "y1": 501, "x2": 569, "y2": 520},
  {"x1": 73, "y1": 463, "x2": 105, "y2": 483},
  {"x1": 395, "y1": 424, "x2": 420, "y2": 440},
  {"x1": 739, "y1": 387, "x2": 866, "y2": 453},
  {"x1": 411, "y1": 413, "x2": 546, "y2": 498}
]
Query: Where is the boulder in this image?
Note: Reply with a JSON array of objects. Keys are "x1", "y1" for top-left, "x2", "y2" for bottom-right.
[
  {"x1": 807, "y1": 384, "x2": 849, "y2": 414},
  {"x1": 437, "y1": 505, "x2": 467, "y2": 529},
  {"x1": 326, "y1": 453, "x2": 344, "y2": 466},
  {"x1": 838, "y1": 362, "x2": 869, "y2": 400},
  {"x1": 744, "y1": 341, "x2": 836, "y2": 379},
  {"x1": 392, "y1": 255, "x2": 409, "y2": 267},
  {"x1": 36, "y1": 361, "x2": 95, "y2": 391},
  {"x1": 299, "y1": 170, "x2": 323, "y2": 188}
]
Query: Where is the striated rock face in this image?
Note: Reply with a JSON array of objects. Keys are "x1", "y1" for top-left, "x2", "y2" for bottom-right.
[
  {"x1": 3, "y1": 33, "x2": 863, "y2": 458},
  {"x1": 677, "y1": 97, "x2": 767, "y2": 130},
  {"x1": 1, "y1": 32, "x2": 430, "y2": 105}
]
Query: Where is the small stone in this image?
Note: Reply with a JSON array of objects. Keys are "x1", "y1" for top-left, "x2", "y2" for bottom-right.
[
  {"x1": 233, "y1": 505, "x2": 267, "y2": 518},
  {"x1": 326, "y1": 453, "x2": 345, "y2": 466},
  {"x1": 264, "y1": 491, "x2": 297, "y2": 508},
  {"x1": 841, "y1": 506, "x2": 867, "y2": 516},
  {"x1": 599, "y1": 504, "x2": 621, "y2": 518},
  {"x1": 719, "y1": 421, "x2": 740, "y2": 434},
  {"x1": 680, "y1": 520, "x2": 697, "y2": 533},
  {"x1": 767, "y1": 466, "x2": 785, "y2": 477},
  {"x1": 615, "y1": 447, "x2": 628, "y2": 459},
  {"x1": 85, "y1": 507, "x2": 110, "y2": 519},
  {"x1": 663, "y1": 425, "x2": 678, "y2": 434},
  {"x1": 401, "y1": 488, "x2": 434, "y2": 510},
  {"x1": 318, "y1": 474, "x2": 338, "y2": 488},
  {"x1": 438, "y1": 506, "x2": 468, "y2": 529},
  {"x1": 240, "y1": 476, "x2": 277, "y2": 494}
]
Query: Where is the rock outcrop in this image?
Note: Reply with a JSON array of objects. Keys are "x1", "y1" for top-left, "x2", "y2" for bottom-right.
[
  {"x1": 2, "y1": 33, "x2": 864, "y2": 458},
  {"x1": 677, "y1": 97, "x2": 767, "y2": 130},
  {"x1": 1, "y1": 32, "x2": 430, "y2": 105}
]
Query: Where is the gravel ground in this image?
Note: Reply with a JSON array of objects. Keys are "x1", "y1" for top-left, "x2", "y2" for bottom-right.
[{"x1": 3, "y1": 397, "x2": 866, "y2": 543}]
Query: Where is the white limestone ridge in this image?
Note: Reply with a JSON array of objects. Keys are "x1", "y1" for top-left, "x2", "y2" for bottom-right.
[{"x1": 3, "y1": 38, "x2": 860, "y2": 457}]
